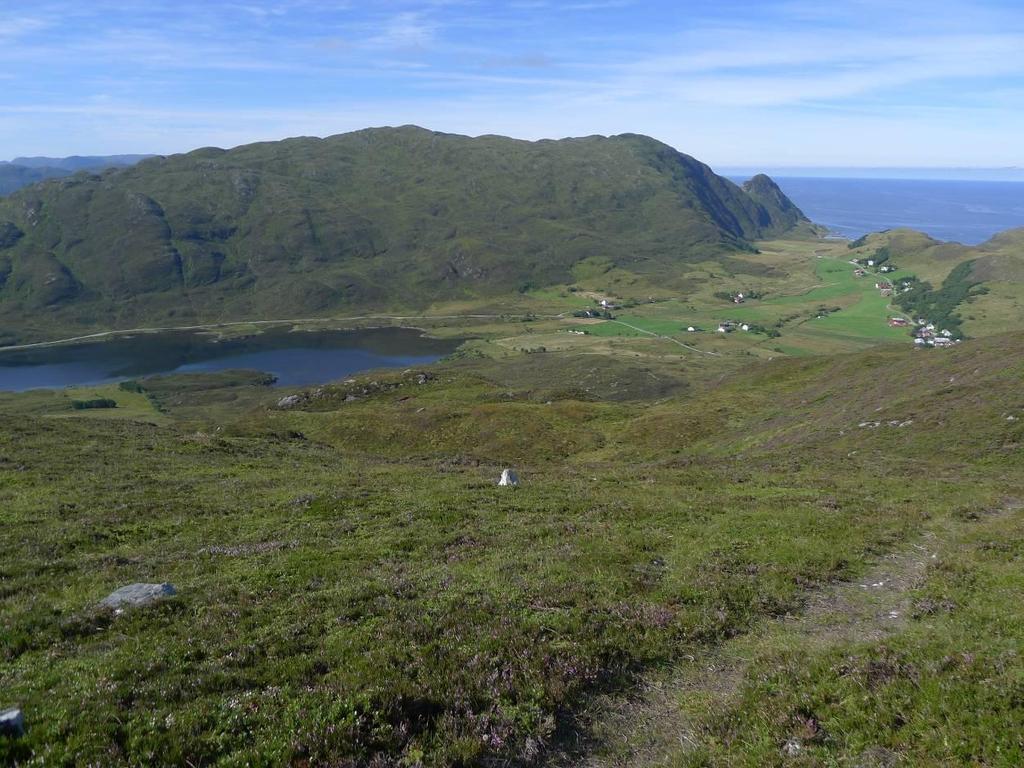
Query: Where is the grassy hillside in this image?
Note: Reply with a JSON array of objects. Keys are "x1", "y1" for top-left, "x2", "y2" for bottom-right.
[
  {"x1": 1, "y1": 332, "x2": 1021, "y2": 766},
  {"x1": 0, "y1": 127, "x2": 811, "y2": 344}
]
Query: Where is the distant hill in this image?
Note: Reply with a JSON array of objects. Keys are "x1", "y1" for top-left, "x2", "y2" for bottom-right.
[
  {"x1": 0, "y1": 126, "x2": 810, "y2": 342},
  {"x1": 6, "y1": 154, "x2": 154, "y2": 171},
  {"x1": 0, "y1": 155, "x2": 153, "y2": 197},
  {"x1": 0, "y1": 165, "x2": 71, "y2": 196}
]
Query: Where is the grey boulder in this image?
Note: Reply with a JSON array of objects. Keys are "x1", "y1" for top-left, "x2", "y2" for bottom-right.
[{"x1": 99, "y1": 582, "x2": 177, "y2": 613}]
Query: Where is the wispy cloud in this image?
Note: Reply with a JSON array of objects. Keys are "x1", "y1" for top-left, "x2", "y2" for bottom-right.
[
  {"x1": 365, "y1": 11, "x2": 438, "y2": 50},
  {"x1": 605, "y1": 30, "x2": 1024, "y2": 107},
  {"x1": 0, "y1": 14, "x2": 52, "y2": 40},
  {"x1": 2, "y1": 0, "x2": 1023, "y2": 166}
]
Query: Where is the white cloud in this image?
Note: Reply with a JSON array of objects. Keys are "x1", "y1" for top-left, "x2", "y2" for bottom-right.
[
  {"x1": 2, "y1": 0, "x2": 1023, "y2": 165},
  {"x1": 364, "y1": 11, "x2": 438, "y2": 50},
  {"x1": 0, "y1": 15, "x2": 51, "y2": 39}
]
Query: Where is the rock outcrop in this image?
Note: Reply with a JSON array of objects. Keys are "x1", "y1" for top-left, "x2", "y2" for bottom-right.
[
  {"x1": 0, "y1": 707, "x2": 25, "y2": 737},
  {"x1": 99, "y1": 582, "x2": 177, "y2": 613},
  {"x1": 498, "y1": 469, "x2": 519, "y2": 486}
]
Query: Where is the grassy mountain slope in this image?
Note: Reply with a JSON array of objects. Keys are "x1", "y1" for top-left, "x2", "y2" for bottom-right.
[
  {"x1": 0, "y1": 127, "x2": 810, "y2": 342},
  {"x1": 1, "y1": 331, "x2": 1021, "y2": 766}
]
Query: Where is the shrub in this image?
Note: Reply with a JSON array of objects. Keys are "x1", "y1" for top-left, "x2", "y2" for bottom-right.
[
  {"x1": 894, "y1": 260, "x2": 981, "y2": 338},
  {"x1": 70, "y1": 398, "x2": 117, "y2": 410}
]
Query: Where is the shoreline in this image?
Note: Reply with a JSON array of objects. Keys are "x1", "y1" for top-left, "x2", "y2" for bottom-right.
[{"x1": 0, "y1": 313, "x2": 566, "y2": 354}]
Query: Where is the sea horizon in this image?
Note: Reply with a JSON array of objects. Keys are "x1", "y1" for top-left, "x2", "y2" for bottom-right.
[
  {"x1": 726, "y1": 175, "x2": 1024, "y2": 245},
  {"x1": 720, "y1": 166, "x2": 1024, "y2": 183}
]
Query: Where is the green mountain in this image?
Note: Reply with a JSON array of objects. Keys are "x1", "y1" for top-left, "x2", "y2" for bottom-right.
[
  {"x1": 0, "y1": 126, "x2": 810, "y2": 342},
  {"x1": 741, "y1": 173, "x2": 806, "y2": 229}
]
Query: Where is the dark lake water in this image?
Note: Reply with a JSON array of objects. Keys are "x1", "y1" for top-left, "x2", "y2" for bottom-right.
[
  {"x1": 729, "y1": 176, "x2": 1024, "y2": 245},
  {"x1": 0, "y1": 327, "x2": 461, "y2": 392}
]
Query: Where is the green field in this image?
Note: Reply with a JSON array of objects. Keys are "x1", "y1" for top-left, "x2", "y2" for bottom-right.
[
  {"x1": 782, "y1": 260, "x2": 910, "y2": 343},
  {"x1": 538, "y1": 244, "x2": 917, "y2": 356}
]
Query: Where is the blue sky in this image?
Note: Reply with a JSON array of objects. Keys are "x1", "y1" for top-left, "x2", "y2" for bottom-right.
[{"x1": 2, "y1": 0, "x2": 1023, "y2": 167}]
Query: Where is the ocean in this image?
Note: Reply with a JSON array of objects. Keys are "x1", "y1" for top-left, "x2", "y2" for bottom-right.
[{"x1": 728, "y1": 176, "x2": 1024, "y2": 245}]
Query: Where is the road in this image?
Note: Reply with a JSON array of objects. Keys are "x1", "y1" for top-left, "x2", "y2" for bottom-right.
[{"x1": 608, "y1": 319, "x2": 721, "y2": 356}]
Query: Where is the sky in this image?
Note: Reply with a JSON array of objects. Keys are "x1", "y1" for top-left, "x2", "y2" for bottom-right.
[{"x1": 2, "y1": 0, "x2": 1024, "y2": 168}]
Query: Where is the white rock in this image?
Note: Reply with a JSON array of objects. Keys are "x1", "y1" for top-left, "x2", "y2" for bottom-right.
[
  {"x1": 99, "y1": 583, "x2": 177, "y2": 614},
  {"x1": 276, "y1": 395, "x2": 301, "y2": 408},
  {"x1": 0, "y1": 707, "x2": 25, "y2": 737},
  {"x1": 498, "y1": 469, "x2": 519, "y2": 487}
]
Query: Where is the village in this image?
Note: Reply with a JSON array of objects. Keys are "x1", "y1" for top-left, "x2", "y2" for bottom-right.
[
  {"x1": 850, "y1": 258, "x2": 962, "y2": 349},
  {"x1": 560, "y1": 260, "x2": 961, "y2": 353},
  {"x1": 887, "y1": 316, "x2": 959, "y2": 347}
]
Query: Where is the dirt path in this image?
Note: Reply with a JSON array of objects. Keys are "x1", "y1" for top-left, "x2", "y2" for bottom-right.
[
  {"x1": 549, "y1": 534, "x2": 943, "y2": 767},
  {"x1": 607, "y1": 320, "x2": 721, "y2": 357},
  {"x1": 553, "y1": 499, "x2": 1023, "y2": 766}
]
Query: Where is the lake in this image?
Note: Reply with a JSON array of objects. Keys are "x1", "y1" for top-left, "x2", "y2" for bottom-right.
[
  {"x1": 728, "y1": 176, "x2": 1024, "y2": 245},
  {"x1": 0, "y1": 327, "x2": 462, "y2": 392}
]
